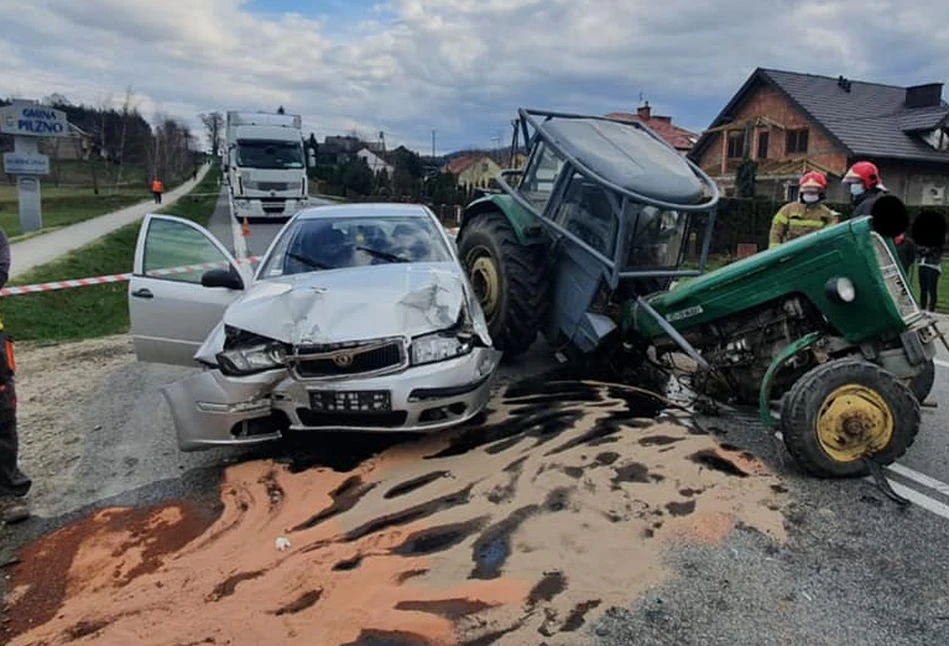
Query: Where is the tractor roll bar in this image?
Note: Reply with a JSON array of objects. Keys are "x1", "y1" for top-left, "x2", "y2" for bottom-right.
[
  {"x1": 517, "y1": 108, "x2": 721, "y2": 212},
  {"x1": 496, "y1": 169, "x2": 710, "y2": 282}
]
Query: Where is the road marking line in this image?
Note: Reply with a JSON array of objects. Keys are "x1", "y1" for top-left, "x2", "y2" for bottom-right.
[
  {"x1": 228, "y1": 191, "x2": 249, "y2": 259},
  {"x1": 875, "y1": 477, "x2": 949, "y2": 521},
  {"x1": 888, "y1": 463, "x2": 949, "y2": 499}
]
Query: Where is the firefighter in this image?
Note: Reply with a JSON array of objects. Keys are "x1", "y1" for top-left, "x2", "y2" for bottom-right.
[
  {"x1": 0, "y1": 227, "x2": 30, "y2": 524},
  {"x1": 842, "y1": 160, "x2": 887, "y2": 217},
  {"x1": 769, "y1": 171, "x2": 840, "y2": 248},
  {"x1": 844, "y1": 161, "x2": 917, "y2": 269}
]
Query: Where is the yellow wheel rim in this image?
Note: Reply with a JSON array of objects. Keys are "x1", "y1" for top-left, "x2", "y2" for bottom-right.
[
  {"x1": 815, "y1": 384, "x2": 894, "y2": 463},
  {"x1": 470, "y1": 255, "x2": 500, "y2": 319}
]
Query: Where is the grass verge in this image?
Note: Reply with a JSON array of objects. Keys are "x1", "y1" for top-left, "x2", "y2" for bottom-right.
[{"x1": 1, "y1": 164, "x2": 222, "y2": 343}]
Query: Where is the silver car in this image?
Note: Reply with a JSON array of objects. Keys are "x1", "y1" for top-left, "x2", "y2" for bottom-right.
[{"x1": 128, "y1": 203, "x2": 502, "y2": 451}]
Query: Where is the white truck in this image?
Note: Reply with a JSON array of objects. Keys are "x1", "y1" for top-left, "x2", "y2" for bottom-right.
[{"x1": 224, "y1": 110, "x2": 309, "y2": 221}]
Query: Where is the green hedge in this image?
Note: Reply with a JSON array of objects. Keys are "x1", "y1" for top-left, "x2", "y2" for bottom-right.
[{"x1": 695, "y1": 197, "x2": 949, "y2": 257}]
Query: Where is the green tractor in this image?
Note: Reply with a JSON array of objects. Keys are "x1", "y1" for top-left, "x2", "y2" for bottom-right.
[{"x1": 455, "y1": 108, "x2": 946, "y2": 478}]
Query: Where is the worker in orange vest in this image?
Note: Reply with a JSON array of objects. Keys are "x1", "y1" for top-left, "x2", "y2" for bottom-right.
[{"x1": 151, "y1": 177, "x2": 164, "y2": 204}]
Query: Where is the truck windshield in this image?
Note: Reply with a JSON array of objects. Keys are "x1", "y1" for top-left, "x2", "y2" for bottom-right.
[
  {"x1": 623, "y1": 204, "x2": 691, "y2": 270},
  {"x1": 236, "y1": 140, "x2": 303, "y2": 169}
]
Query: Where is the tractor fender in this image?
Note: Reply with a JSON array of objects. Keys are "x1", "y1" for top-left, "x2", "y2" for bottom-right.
[
  {"x1": 759, "y1": 332, "x2": 822, "y2": 430},
  {"x1": 460, "y1": 193, "x2": 546, "y2": 247}
]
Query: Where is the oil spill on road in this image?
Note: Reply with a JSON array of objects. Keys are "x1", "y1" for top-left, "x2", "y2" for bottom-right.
[
  {"x1": 4, "y1": 374, "x2": 789, "y2": 646},
  {"x1": 384, "y1": 471, "x2": 451, "y2": 500},
  {"x1": 273, "y1": 589, "x2": 323, "y2": 616}
]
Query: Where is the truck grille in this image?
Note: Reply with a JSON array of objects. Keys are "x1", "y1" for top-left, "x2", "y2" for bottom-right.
[
  {"x1": 290, "y1": 338, "x2": 407, "y2": 379},
  {"x1": 257, "y1": 181, "x2": 291, "y2": 191},
  {"x1": 871, "y1": 232, "x2": 920, "y2": 320}
]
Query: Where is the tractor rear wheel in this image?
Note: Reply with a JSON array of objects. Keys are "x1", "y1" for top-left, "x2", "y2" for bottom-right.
[
  {"x1": 909, "y1": 358, "x2": 935, "y2": 403},
  {"x1": 457, "y1": 210, "x2": 549, "y2": 357},
  {"x1": 780, "y1": 358, "x2": 920, "y2": 478}
]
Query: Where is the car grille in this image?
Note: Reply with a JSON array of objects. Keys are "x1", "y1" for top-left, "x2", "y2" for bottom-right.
[
  {"x1": 296, "y1": 409, "x2": 408, "y2": 428},
  {"x1": 870, "y1": 233, "x2": 920, "y2": 321},
  {"x1": 290, "y1": 338, "x2": 407, "y2": 379}
]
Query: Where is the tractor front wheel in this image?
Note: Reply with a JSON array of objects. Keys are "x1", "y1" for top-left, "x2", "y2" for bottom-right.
[
  {"x1": 780, "y1": 359, "x2": 920, "y2": 478},
  {"x1": 457, "y1": 210, "x2": 549, "y2": 357}
]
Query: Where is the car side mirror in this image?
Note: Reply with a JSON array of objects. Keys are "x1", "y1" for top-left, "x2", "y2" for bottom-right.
[{"x1": 201, "y1": 267, "x2": 244, "y2": 290}]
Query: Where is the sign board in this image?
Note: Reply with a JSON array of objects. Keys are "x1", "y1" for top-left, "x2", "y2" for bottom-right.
[
  {"x1": 0, "y1": 103, "x2": 69, "y2": 137},
  {"x1": 3, "y1": 152, "x2": 50, "y2": 175}
]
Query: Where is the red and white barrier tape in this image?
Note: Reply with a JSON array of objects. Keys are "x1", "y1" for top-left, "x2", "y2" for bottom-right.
[
  {"x1": 0, "y1": 227, "x2": 460, "y2": 297},
  {"x1": 0, "y1": 256, "x2": 261, "y2": 297}
]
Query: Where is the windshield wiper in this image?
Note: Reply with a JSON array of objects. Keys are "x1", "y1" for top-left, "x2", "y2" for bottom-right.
[
  {"x1": 355, "y1": 246, "x2": 410, "y2": 263},
  {"x1": 287, "y1": 252, "x2": 335, "y2": 270}
]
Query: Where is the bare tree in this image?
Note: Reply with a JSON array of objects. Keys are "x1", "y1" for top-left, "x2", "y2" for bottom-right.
[
  {"x1": 113, "y1": 85, "x2": 136, "y2": 191},
  {"x1": 199, "y1": 111, "x2": 224, "y2": 156}
]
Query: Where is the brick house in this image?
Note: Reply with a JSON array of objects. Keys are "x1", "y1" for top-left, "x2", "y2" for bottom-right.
[
  {"x1": 606, "y1": 102, "x2": 699, "y2": 153},
  {"x1": 442, "y1": 154, "x2": 502, "y2": 188},
  {"x1": 690, "y1": 68, "x2": 949, "y2": 205}
]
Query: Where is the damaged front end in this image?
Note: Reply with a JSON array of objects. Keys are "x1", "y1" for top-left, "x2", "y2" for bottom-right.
[{"x1": 162, "y1": 266, "x2": 502, "y2": 451}]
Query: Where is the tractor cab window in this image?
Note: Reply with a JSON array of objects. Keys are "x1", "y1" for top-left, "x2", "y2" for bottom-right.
[
  {"x1": 551, "y1": 172, "x2": 617, "y2": 258},
  {"x1": 623, "y1": 204, "x2": 689, "y2": 270},
  {"x1": 518, "y1": 142, "x2": 565, "y2": 211}
]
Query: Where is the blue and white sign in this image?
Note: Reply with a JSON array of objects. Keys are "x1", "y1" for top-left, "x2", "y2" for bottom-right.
[
  {"x1": 0, "y1": 103, "x2": 69, "y2": 137},
  {"x1": 3, "y1": 152, "x2": 50, "y2": 175}
]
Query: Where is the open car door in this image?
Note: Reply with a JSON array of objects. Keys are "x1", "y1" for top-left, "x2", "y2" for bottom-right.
[{"x1": 129, "y1": 213, "x2": 249, "y2": 366}]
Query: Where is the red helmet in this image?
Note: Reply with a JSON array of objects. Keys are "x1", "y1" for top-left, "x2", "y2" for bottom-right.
[
  {"x1": 843, "y1": 161, "x2": 881, "y2": 189},
  {"x1": 799, "y1": 171, "x2": 827, "y2": 191}
]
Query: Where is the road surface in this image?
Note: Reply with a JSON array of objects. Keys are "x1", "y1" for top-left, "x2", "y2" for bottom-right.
[{"x1": 3, "y1": 196, "x2": 949, "y2": 644}]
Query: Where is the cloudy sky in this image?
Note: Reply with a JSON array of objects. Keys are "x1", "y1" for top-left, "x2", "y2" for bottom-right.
[{"x1": 1, "y1": 0, "x2": 947, "y2": 154}]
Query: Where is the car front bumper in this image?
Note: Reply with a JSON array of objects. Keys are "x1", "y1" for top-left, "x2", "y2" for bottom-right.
[{"x1": 161, "y1": 347, "x2": 501, "y2": 451}]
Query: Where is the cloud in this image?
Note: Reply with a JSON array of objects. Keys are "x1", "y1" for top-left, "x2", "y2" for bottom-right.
[{"x1": 1, "y1": 0, "x2": 947, "y2": 152}]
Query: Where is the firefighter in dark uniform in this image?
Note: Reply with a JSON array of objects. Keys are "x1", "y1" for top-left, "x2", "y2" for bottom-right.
[
  {"x1": 844, "y1": 161, "x2": 916, "y2": 270},
  {"x1": 769, "y1": 171, "x2": 840, "y2": 248},
  {"x1": 0, "y1": 227, "x2": 30, "y2": 524}
]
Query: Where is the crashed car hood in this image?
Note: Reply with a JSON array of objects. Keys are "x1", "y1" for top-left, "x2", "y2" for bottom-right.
[{"x1": 221, "y1": 262, "x2": 492, "y2": 347}]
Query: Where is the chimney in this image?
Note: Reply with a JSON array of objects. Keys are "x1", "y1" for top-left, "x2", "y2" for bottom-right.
[
  {"x1": 906, "y1": 83, "x2": 944, "y2": 109},
  {"x1": 837, "y1": 76, "x2": 852, "y2": 92},
  {"x1": 637, "y1": 101, "x2": 651, "y2": 120}
]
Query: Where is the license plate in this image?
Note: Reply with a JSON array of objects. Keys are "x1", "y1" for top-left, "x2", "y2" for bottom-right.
[{"x1": 309, "y1": 390, "x2": 392, "y2": 413}]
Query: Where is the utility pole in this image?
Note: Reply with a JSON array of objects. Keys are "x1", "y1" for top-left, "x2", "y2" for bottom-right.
[{"x1": 431, "y1": 129, "x2": 436, "y2": 158}]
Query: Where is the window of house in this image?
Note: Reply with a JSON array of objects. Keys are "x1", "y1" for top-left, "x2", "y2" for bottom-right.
[
  {"x1": 786, "y1": 128, "x2": 809, "y2": 154},
  {"x1": 727, "y1": 131, "x2": 745, "y2": 159},
  {"x1": 757, "y1": 131, "x2": 769, "y2": 160},
  {"x1": 786, "y1": 184, "x2": 800, "y2": 202},
  {"x1": 481, "y1": 161, "x2": 489, "y2": 173}
]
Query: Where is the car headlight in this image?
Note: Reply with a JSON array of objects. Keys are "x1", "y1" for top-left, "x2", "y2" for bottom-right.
[
  {"x1": 216, "y1": 343, "x2": 288, "y2": 376},
  {"x1": 826, "y1": 276, "x2": 856, "y2": 304},
  {"x1": 411, "y1": 332, "x2": 473, "y2": 366}
]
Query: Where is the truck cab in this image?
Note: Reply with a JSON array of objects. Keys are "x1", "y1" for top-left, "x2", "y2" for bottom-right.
[{"x1": 225, "y1": 111, "x2": 310, "y2": 221}]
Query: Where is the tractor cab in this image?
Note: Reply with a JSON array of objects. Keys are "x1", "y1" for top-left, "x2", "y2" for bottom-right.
[{"x1": 493, "y1": 109, "x2": 721, "y2": 354}]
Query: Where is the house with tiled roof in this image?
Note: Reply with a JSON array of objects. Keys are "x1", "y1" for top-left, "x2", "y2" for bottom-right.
[
  {"x1": 689, "y1": 68, "x2": 949, "y2": 205},
  {"x1": 442, "y1": 153, "x2": 502, "y2": 188},
  {"x1": 606, "y1": 102, "x2": 699, "y2": 153}
]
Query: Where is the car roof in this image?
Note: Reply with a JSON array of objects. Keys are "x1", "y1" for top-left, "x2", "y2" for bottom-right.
[{"x1": 295, "y1": 202, "x2": 433, "y2": 220}]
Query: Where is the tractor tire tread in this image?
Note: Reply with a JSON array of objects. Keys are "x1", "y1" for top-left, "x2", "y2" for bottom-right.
[
  {"x1": 459, "y1": 211, "x2": 549, "y2": 357},
  {"x1": 781, "y1": 358, "x2": 920, "y2": 479}
]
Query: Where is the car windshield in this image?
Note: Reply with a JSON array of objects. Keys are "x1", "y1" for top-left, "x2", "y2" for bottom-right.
[
  {"x1": 236, "y1": 140, "x2": 304, "y2": 169},
  {"x1": 260, "y1": 214, "x2": 454, "y2": 277},
  {"x1": 623, "y1": 204, "x2": 691, "y2": 270}
]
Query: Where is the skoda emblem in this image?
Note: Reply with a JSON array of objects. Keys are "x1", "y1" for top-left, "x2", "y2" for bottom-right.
[{"x1": 333, "y1": 352, "x2": 353, "y2": 367}]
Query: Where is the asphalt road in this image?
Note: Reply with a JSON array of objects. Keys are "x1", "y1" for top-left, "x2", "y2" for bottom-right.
[{"x1": 3, "y1": 190, "x2": 949, "y2": 644}]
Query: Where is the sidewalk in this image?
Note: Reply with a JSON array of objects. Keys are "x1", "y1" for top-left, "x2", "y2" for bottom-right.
[{"x1": 9, "y1": 164, "x2": 211, "y2": 279}]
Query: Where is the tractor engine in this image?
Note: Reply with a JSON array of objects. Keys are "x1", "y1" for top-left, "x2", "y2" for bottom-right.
[{"x1": 658, "y1": 296, "x2": 824, "y2": 404}]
